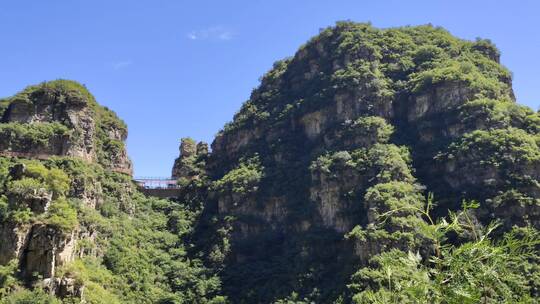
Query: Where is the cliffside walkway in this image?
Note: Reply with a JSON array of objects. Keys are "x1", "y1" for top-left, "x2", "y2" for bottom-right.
[{"x1": 134, "y1": 177, "x2": 181, "y2": 199}]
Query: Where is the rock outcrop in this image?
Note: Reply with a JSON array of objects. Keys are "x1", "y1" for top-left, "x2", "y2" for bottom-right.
[
  {"x1": 196, "y1": 22, "x2": 539, "y2": 302},
  {"x1": 19, "y1": 224, "x2": 76, "y2": 281},
  {"x1": 0, "y1": 80, "x2": 132, "y2": 174},
  {"x1": 0, "y1": 80, "x2": 134, "y2": 299},
  {"x1": 171, "y1": 137, "x2": 208, "y2": 182}
]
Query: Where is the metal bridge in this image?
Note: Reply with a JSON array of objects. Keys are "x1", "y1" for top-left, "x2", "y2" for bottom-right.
[
  {"x1": 134, "y1": 177, "x2": 180, "y2": 189},
  {"x1": 134, "y1": 177, "x2": 181, "y2": 199}
]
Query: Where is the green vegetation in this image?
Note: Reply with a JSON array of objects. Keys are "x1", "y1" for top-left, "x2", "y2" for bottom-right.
[
  {"x1": 1, "y1": 289, "x2": 61, "y2": 304},
  {"x1": 0, "y1": 161, "x2": 75, "y2": 228},
  {"x1": 409, "y1": 60, "x2": 504, "y2": 97},
  {"x1": 0, "y1": 155, "x2": 225, "y2": 303},
  {"x1": 0, "y1": 122, "x2": 70, "y2": 152},
  {"x1": 331, "y1": 59, "x2": 393, "y2": 99},
  {"x1": 5, "y1": 162, "x2": 70, "y2": 199},
  {"x1": 214, "y1": 156, "x2": 264, "y2": 194},
  {"x1": 45, "y1": 199, "x2": 78, "y2": 231},
  {"x1": 441, "y1": 128, "x2": 540, "y2": 166},
  {"x1": 347, "y1": 117, "x2": 394, "y2": 143},
  {"x1": 0, "y1": 22, "x2": 539, "y2": 304},
  {"x1": 458, "y1": 98, "x2": 537, "y2": 131},
  {"x1": 311, "y1": 144, "x2": 414, "y2": 185},
  {"x1": 0, "y1": 99, "x2": 11, "y2": 119},
  {"x1": 219, "y1": 22, "x2": 513, "y2": 135},
  {"x1": 0, "y1": 260, "x2": 18, "y2": 298},
  {"x1": 0, "y1": 79, "x2": 128, "y2": 170},
  {"x1": 7, "y1": 178, "x2": 49, "y2": 201},
  {"x1": 351, "y1": 206, "x2": 540, "y2": 303},
  {"x1": 203, "y1": 22, "x2": 539, "y2": 303},
  {"x1": 24, "y1": 162, "x2": 70, "y2": 197}
]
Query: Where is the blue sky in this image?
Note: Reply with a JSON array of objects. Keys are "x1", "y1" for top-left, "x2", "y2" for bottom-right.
[{"x1": 1, "y1": 1, "x2": 539, "y2": 177}]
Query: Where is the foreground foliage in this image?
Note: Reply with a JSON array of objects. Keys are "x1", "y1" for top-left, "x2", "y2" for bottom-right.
[{"x1": 351, "y1": 204, "x2": 540, "y2": 303}]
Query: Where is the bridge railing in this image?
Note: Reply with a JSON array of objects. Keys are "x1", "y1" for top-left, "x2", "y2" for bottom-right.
[{"x1": 134, "y1": 177, "x2": 180, "y2": 189}]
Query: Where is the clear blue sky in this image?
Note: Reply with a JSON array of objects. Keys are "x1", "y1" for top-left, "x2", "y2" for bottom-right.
[{"x1": 1, "y1": 1, "x2": 539, "y2": 177}]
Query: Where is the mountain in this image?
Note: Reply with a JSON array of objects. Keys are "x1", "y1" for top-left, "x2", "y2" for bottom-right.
[
  {"x1": 0, "y1": 80, "x2": 222, "y2": 303},
  {"x1": 0, "y1": 22, "x2": 539, "y2": 303}
]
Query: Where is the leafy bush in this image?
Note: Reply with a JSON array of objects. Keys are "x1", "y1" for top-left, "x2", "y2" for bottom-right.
[
  {"x1": 459, "y1": 98, "x2": 538, "y2": 133},
  {"x1": 0, "y1": 99, "x2": 9, "y2": 119},
  {"x1": 350, "y1": 218, "x2": 540, "y2": 304},
  {"x1": 440, "y1": 128, "x2": 540, "y2": 166},
  {"x1": 97, "y1": 138, "x2": 125, "y2": 166},
  {"x1": 408, "y1": 59, "x2": 507, "y2": 98},
  {"x1": 25, "y1": 163, "x2": 70, "y2": 197},
  {"x1": 56, "y1": 258, "x2": 121, "y2": 304},
  {"x1": 471, "y1": 38, "x2": 500, "y2": 61},
  {"x1": 331, "y1": 60, "x2": 393, "y2": 99},
  {"x1": 311, "y1": 144, "x2": 413, "y2": 185},
  {"x1": 214, "y1": 156, "x2": 264, "y2": 194},
  {"x1": 10, "y1": 208, "x2": 33, "y2": 224},
  {"x1": 7, "y1": 177, "x2": 48, "y2": 200},
  {"x1": 339, "y1": 116, "x2": 394, "y2": 147},
  {"x1": 0, "y1": 260, "x2": 18, "y2": 298},
  {"x1": 0, "y1": 289, "x2": 61, "y2": 304},
  {"x1": 12, "y1": 79, "x2": 94, "y2": 108},
  {"x1": 45, "y1": 199, "x2": 78, "y2": 232},
  {"x1": 412, "y1": 44, "x2": 445, "y2": 67},
  {"x1": 0, "y1": 195, "x2": 8, "y2": 221},
  {"x1": 364, "y1": 181, "x2": 425, "y2": 221},
  {"x1": 0, "y1": 122, "x2": 70, "y2": 152},
  {"x1": 351, "y1": 250, "x2": 432, "y2": 303}
]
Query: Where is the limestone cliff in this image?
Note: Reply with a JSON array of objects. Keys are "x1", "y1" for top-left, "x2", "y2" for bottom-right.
[
  {"x1": 191, "y1": 22, "x2": 540, "y2": 302},
  {"x1": 171, "y1": 137, "x2": 208, "y2": 182},
  {"x1": 0, "y1": 80, "x2": 134, "y2": 299},
  {"x1": 0, "y1": 80, "x2": 132, "y2": 174}
]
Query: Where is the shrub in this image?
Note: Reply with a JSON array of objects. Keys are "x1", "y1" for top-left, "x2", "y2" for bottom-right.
[
  {"x1": 10, "y1": 208, "x2": 33, "y2": 225},
  {"x1": 7, "y1": 177, "x2": 48, "y2": 200},
  {"x1": 471, "y1": 38, "x2": 500, "y2": 61},
  {"x1": 45, "y1": 199, "x2": 78, "y2": 231},
  {"x1": 459, "y1": 98, "x2": 538, "y2": 133},
  {"x1": 350, "y1": 212, "x2": 540, "y2": 304},
  {"x1": 56, "y1": 258, "x2": 121, "y2": 304},
  {"x1": 440, "y1": 128, "x2": 540, "y2": 167},
  {"x1": 344, "y1": 116, "x2": 394, "y2": 145},
  {"x1": 0, "y1": 122, "x2": 70, "y2": 152},
  {"x1": 0, "y1": 260, "x2": 18, "y2": 297},
  {"x1": 25, "y1": 163, "x2": 70, "y2": 197},
  {"x1": 0, "y1": 99, "x2": 9, "y2": 119},
  {"x1": 331, "y1": 60, "x2": 393, "y2": 100},
  {"x1": 412, "y1": 44, "x2": 445, "y2": 67},
  {"x1": 0, "y1": 289, "x2": 61, "y2": 304},
  {"x1": 214, "y1": 156, "x2": 264, "y2": 194},
  {"x1": 0, "y1": 195, "x2": 9, "y2": 222},
  {"x1": 408, "y1": 59, "x2": 508, "y2": 99}
]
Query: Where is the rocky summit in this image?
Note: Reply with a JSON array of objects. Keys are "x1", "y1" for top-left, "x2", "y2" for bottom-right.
[{"x1": 0, "y1": 23, "x2": 539, "y2": 304}]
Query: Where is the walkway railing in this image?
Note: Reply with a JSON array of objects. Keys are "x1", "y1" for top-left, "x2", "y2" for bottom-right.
[{"x1": 134, "y1": 177, "x2": 180, "y2": 189}]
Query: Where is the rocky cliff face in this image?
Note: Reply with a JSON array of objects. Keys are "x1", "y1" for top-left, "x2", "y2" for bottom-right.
[
  {"x1": 193, "y1": 22, "x2": 540, "y2": 302},
  {"x1": 0, "y1": 80, "x2": 134, "y2": 299},
  {"x1": 0, "y1": 81, "x2": 226, "y2": 304},
  {"x1": 0, "y1": 80, "x2": 132, "y2": 174},
  {"x1": 171, "y1": 137, "x2": 208, "y2": 182}
]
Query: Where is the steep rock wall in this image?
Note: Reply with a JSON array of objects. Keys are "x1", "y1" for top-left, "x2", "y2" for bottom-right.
[{"x1": 196, "y1": 22, "x2": 539, "y2": 302}]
